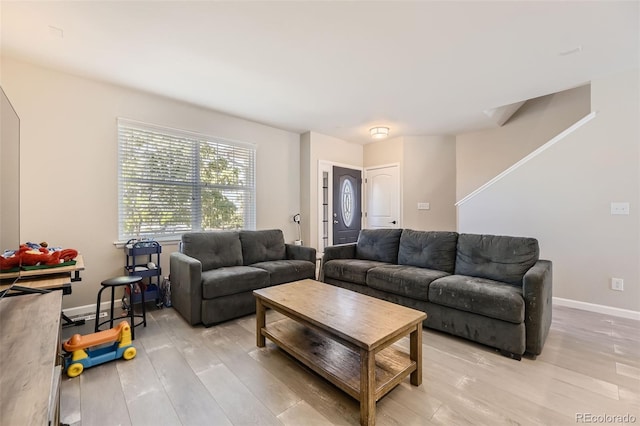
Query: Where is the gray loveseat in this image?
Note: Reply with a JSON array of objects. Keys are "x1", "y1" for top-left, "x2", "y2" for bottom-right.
[
  {"x1": 321, "y1": 229, "x2": 552, "y2": 359},
  {"x1": 170, "y1": 229, "x2": 316, "y2": 326}
]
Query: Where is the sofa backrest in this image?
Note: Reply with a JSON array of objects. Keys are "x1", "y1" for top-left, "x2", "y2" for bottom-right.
[
  {"x1": 398, "y1": 229, "x2": 458, "y2": 273},
  {"x1": 455, "y1": 233, "x2": 539, "y2": 286},
  {"x1": 181, "y1": 231, "x2": 243, "y2": 271},
  {"x1": 239, "y1": 229, "x2": 286, "y2": 265},
  {"x1": 355, "y1": 229, "x2": 402, "y2": 264}
]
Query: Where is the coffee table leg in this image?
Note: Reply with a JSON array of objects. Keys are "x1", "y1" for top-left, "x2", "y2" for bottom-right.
[
  {"x1": 410, "y1": 323, "x2": 422, "y2": 386},
  {"x1": 256, "y1": 298, "x2": 265, "y2": 348},
  {"x1": 360, "y1": 348, "x2": 376, "y2": 426}
]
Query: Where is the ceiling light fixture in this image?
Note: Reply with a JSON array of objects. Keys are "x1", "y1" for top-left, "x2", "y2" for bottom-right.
[{"x1": 370, "y1": 127, "x2": 389, "y2": 140}]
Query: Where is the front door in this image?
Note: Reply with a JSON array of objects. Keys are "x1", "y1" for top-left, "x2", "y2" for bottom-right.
[{"x1": 332, "y1": 166, "x2": 362, "y2": 244}]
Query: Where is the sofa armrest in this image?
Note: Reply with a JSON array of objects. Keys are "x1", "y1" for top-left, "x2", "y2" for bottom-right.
[
  {"x1": 285, "y1": 244, "x2": 317, "y2": 264},
  {"x1": 322, "y1": 243, "x2": 357, "y2": 263},
  {"x1": 522, "y1": 259, "x2": 553, "y2": 355},
  {"x1": 319, "y1": 243, "x2": 357, "y2": 281},
  {"x1": 169, "y1": 252, "x2": 203, "y2": 326}
]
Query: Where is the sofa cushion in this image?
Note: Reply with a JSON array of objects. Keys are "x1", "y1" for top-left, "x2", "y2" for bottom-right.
[
  {"x1": 181, "y1": 231, "x2": 242, "y2": 271},
  {"x1": 455, "y1": 234, "x2": 539, "y2": 286},
  {"x1": 398, "y1": 230, "x2": 458, "y2": 273},
  {"x1": 429, "y1": 275, "x2": 525, "y2": 323},
  {"x1": 201, "y1": 266, "x2": 269, "y2": 299},
  {"x1": 240, "y1": 229, "x2": 286, "y2": 266},
  {"x1": 367, "y1": 265, "x2": 449, "y2": 302},
  {"x1": 324, "y1": 259, "x2": 390, "y2": 285},
  {"x1": 356, "y1": 229, "x2": 402, "y2": 263},
  {"x1": 251, "y1": 260, "x2": 316, "y2": 285}
]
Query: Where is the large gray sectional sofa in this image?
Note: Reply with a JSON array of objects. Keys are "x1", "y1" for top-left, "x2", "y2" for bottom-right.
[
  {"x1": 170, "y1": 229, "x2": 316, "y2": 326},
  {"x1": 321, "y1": 229, "x2": 552, "y2": 359}
]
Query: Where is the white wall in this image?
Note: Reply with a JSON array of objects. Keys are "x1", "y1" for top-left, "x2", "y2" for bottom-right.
[
  {"x1": 363, "y1": 136, "x2": 403, "y2": 166},
  {"x1": 456, "y1": 85, "x2": 591, "y2": 200},
  {"x1": 300, "y1": 131, "x2": 363, "y2": 250},
  {"x1": 364, "y1": 135, "x2": 457, "y2": 231},
  {"x1": 1, "y1": 57, "x2": 301, "y2": 309},
  {"x1": 402, "y1": 136, "x2": 456, "y2": 231},
  {"x1": 299, "y1": 132, "x2": 311, "y2": 246},
  {"x1": 457, "y1": 69, "x2": 640, "y2": 312}
]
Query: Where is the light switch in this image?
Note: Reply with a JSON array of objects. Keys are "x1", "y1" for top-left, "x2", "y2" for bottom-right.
[
  {"x1": 611, "y1": 202, "x2": 630, "y2": 215},
  {"x1": 418, "y1": 202, "x2": 430, "y2": 210}
]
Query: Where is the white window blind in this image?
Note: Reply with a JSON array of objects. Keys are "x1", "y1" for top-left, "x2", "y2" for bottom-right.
[{"x1": 117, "y1": 118, "x2": 256, "y2": 241}]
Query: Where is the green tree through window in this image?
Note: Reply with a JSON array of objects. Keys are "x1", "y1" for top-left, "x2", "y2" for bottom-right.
[
  {"x1": 199, "y1": 142, "x2": 244, "y2": 230},
  {"x1": 118, "y1": 119, "x2": 256, "y2": 241}
]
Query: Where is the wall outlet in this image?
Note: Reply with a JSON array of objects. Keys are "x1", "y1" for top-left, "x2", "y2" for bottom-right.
[
  {"x1": 611, "y1": 202, "x2": 630, "y2": 215},
  {"x1": 611, "y1": 278, "x2": 624, "y2": 291},
  {"x1": 417, "y1": 202, "x2": 430, "y2": 210}
]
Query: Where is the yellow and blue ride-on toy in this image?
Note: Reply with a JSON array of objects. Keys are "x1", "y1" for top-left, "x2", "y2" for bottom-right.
[{"x1": 63, "y1": 321, "x2": 136, "y2": 377}]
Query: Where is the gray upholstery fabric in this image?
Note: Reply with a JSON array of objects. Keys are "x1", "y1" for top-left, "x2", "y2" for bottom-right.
[
  {"x1": 181, "y1": 231, "x2": 243, "y2": 271},
  {"x1": 398, "y1": 230, "x2": 458, "y2": 273},
  {"x1": 171, "y1": 228, "x2": 318, "y2": 326},
  {"x1": 201, "y1": 266, "x2": 269, "y2": 299},
  {"x1": 366, "y1": 265, "x2": 449, "y2": 302},
  {"x1": 356, "y1": 229, "x2": 402, "y2": 263},
  {"x1": 169, "y1": 252, "x2": 203, "y2": 325},
  {"x1": 523, "y1": 260, "x2": 553, "y2": 354},
  {"x1": 240, "y1": 229, "x2": 286, "y2": 265},
  {"x1": 324, "y1": 276, "x2": 526, "y2": 355},
  {"x1": 285, "y1": 244, "x2": 317, "y2": 263},
  {"x1": 323, "y1": 259, "x2": 390, "y2": 285},
  {"x1": 424, "y1": 302, "x2": 526, "y2": 355},
  {"x1": 321, "y1": 230, "x2": 551, "y2": 357},
  {"x1": 320, "y1": 243, "x2": 356, "y2": 282},
  {"x1": 322, "y1": 243, "x2": 356, "y2": 262},
  {"x1": 429, "y1": 275, "x2": 524, "y2": 323},
  {"x1": 251, "y1": 260, "x2": 316, "y2": 285},
  {"x1": 455, "y1": 233, "x2": 539, "y2": 285},
  {"x1": 201, "y1": 291, "x2": 257, "y2": 326}
]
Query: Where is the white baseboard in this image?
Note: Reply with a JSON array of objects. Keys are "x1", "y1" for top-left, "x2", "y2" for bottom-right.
[
  {"x1": 63, "y1": 300, "x2": 123, "y2": 319},
  {"x1": 553, "y1": 297, "x2": 640, "y2": 321}
]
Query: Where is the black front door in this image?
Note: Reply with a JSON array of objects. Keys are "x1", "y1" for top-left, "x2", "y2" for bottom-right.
[{"x1": 332, "y1": 166, "x2": 362, "y2": 245}]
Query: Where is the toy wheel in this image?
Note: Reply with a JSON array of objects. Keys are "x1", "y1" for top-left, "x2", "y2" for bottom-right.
[
  {"x1": 67, "y1": 363, "x2": 84, "y2": 378},
  {"x1": 123, "y1": 347, "x2": 137, "y2": 360}
]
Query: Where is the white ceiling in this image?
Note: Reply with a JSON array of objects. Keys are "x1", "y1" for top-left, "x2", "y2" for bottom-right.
[{"x1": 1, "y1": 1, "x2": 638, "y2": 144}]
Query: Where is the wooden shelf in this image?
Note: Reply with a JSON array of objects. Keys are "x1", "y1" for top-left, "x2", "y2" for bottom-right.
[
  {"x1": 0, "y1": 255, "x2": 85, "y2": 292},
  {"x1": 262, "y1": 317, "x2": 415, "y2": 401}
]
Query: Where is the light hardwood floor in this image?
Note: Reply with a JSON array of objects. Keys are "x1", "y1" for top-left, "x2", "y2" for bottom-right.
[{"x1": 60, "y1": 304, "x2": 640, "y2": 425}]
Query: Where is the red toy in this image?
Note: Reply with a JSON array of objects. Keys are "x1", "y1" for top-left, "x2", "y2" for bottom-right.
[
  {"x1": 0, "y1": 252, "x2": 20, "y2": 271},
  {"x1": 20, "y1": 245, "x2": 61, "y2": 266},
  {"x1": 0, "y1": 244, "x2": 79, "y2": 271}
]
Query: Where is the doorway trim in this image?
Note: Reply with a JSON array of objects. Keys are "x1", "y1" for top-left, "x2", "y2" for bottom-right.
[
  {"x1": 317, "y1": 160, "x2": 363, "y2": 254},
  {"x1": 363, "y1": 163, "x2": 402, "y2": 229}
]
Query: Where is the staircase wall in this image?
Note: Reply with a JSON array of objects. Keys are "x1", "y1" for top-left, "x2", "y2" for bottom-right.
[
  {"x1": 456, "y1": 69, "x2": 639, "y2": 312},
  {"x1": 456, "y1": 84, "x2": 591, "y2": 201}
]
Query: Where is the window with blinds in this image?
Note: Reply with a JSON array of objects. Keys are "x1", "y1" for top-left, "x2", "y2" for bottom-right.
[{"x1": 117, "y1": 118, "x2": 256, "y2": 241}]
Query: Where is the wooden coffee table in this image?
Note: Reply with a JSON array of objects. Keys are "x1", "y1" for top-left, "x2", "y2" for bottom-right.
[{"x1": 253, "y1": 279, "x2": 426, "y2": 426}]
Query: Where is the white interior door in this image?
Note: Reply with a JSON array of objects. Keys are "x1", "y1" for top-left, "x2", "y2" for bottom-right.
[{"x1": 365, "y1": 165, "x2": 400, "y2": 229}]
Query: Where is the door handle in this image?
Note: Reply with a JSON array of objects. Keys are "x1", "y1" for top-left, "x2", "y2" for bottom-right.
[{"x1": 390, "y1": 220, "x2": 397, "y2": 224}]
